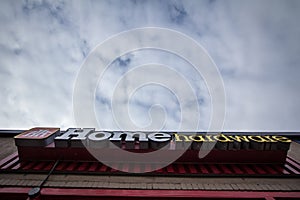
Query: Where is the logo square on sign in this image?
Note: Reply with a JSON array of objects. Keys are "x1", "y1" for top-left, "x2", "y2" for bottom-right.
[{"x1": 14, "y1": 127, "x2": 60, "y2": 147}]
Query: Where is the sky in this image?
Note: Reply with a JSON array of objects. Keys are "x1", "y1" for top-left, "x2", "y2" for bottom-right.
[{"x1": 0, "y1": 0, "x2": 300, "y2": 131}]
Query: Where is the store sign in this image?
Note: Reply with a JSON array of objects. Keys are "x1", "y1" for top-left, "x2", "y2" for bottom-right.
[
  {"x1": 15, "y1": 127, "x2": 291, "y2": 151},
  {"x1": 14, "y1": 128, "x2": 292, "y2": 164},
  {"x1": 53, "y1": 128, "x2": 291, "y2": 151},
  {"x1": 54, "y1": 128, "x2": 291, "y2": 143}
]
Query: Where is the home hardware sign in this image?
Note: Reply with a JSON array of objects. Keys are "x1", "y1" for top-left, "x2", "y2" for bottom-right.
[
  {"x1": 14, "y1": 128, "x2": 292, "y2": 163},
  {"x1": 15, "y1": 128, "x2": 291, "y2": 150}
]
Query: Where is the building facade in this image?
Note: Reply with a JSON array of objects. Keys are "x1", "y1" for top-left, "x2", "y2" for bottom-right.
[{"x1": 0, "y1": 128, "x2": 300, "y2": 199}]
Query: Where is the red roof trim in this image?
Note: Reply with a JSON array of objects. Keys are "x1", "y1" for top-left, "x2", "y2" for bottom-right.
[{"x1": 1, "y1": 187, "x2": 300, "y2": 198}]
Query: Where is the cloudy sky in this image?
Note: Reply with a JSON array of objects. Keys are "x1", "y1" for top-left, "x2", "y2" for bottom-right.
[{"x1": 0, "y1": 0, "x2": 300, "y2": 131}]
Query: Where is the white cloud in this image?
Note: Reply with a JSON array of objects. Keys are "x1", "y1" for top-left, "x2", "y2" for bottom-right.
[{"x1": 0, "y1": 0, "x2": 299, "y2": 131}]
